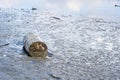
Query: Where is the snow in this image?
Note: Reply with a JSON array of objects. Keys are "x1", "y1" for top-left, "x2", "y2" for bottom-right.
[{"x1": 0, "y1": 8, "x2": 120, "y2": 80}]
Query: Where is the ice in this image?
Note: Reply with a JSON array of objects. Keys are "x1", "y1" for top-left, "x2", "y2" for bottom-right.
[
  {"x1": 0, "y1": 72, "x2": 14, "y2": 80},
  {"x1": 0, "y1": 8, "x2": 120, "y2": 80}
]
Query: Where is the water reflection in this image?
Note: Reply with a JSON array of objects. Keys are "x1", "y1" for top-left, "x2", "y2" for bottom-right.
[{"x1": 0, "y1": 0, "x2": 120, "y2": 18}]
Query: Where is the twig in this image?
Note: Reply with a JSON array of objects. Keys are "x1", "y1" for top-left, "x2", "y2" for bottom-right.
[
  {"x1": 49, "y1": 73, "x2": 61, "y2": 79},
  {"x1": 0, "y1": 43, "x2": 9, "y2": 47},
  {"x1": 52, "y1": 17, "x2": 61, "y2": 20}
]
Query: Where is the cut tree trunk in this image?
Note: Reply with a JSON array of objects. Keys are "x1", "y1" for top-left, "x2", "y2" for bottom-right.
[{"x1": 23, "y1": 33, "x2": 48, "y2": 58}]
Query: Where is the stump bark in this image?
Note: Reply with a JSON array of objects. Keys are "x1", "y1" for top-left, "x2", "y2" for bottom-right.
[{"x1": 23, "y1": 33, "x2": 48, "y2": 58}]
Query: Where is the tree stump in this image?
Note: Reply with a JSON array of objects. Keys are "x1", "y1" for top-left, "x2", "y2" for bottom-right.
[{"x1": 23, "y1": 33, "x2": 48, "y2": 58}]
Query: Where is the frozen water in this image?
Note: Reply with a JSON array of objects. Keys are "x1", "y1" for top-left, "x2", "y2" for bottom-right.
[{"x1": 0, "y1": 8, "x2": 120, "y2": 80}]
